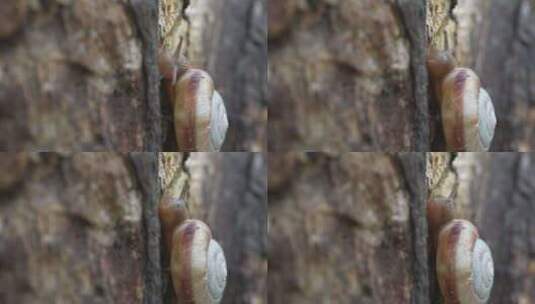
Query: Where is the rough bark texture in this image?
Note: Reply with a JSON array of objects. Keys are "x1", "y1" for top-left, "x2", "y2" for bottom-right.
[
  {"x1": 0, "y1": 152, "x2": 267, "y2": 304},
  {"x1": 0, "y1": 0, "x2": 267, "y2": 151},
  {"x1": 0, "y1": 0, "x2": 160, "y2": 151},
  {"x1": 268, "y1": 153, "x2": 427, "y2": 303},
  {"x1": 160, "y1": 0, "x2": 267, "y2": 151},
  {"x1": 428, "y1": 0, "x2": 535, "y2": 151},
  {"x1": 160, "y1": 152, "x2": 267, "y2": 304},
  {"x1": 427, "y1": 152, "x2": 535, "y2": 303},
  {"x1": 0, "y1": 153, "x2": 155, "y2": 303},
  {"x1": 268, "y1": 0, "x2": 428, "y2": 151}
]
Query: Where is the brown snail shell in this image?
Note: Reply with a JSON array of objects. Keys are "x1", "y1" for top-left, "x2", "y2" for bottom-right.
[
  {"x1": 441, "y1": 68, "x2": 496, "y2": 151},
  {"x1": 427, "y1": 49, "x2": 497, "y2": 151},
  {"x1": 174, "y1": 69, "x2": 228, "y2": 151},
  {"x1": 437, "y1": 219, "x2": 494, "y2": 304},
  {"x1": 171, "y1": 219, "x2": 227, "y2": 304}
]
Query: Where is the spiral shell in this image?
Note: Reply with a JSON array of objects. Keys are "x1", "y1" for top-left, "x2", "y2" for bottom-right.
[
  {"x1": 441, "y1": 68, "x2": 497, "y2": 151},
  {"x1": 472, "y1": 239, "x2": 494, "y2": 302},
  {"x1": 209, "y1": 91, "x2": 228, "y2": 151},
  {"x1": 171, "y1": 219, "x2": 227, "y2": 304},
  {"x1": 437, "y1": 219, "x2": 494, "y2": 304},
  {"x1": 477, "y1": 88, "x2": 496, "y2": 151},
  {"x1": 206, "y1": 239, "x2": 228, "y2": 301},
  {"x1": 174, "y1": 69, "x2": 228, "y2": 152}
]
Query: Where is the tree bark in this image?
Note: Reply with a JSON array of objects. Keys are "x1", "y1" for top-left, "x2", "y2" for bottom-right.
[
  {"x1": 0, "y1": 0, "x2": 160, "y2": 151},
  {"x1": 268, "y1": 152, "x2": 428, "y2": 303},
  {"x1": 0, "y1": 0, "x2": 267, "y2": 151},
  {"x1": 268, "y1": 0, "x2": 428, "y2": 151},
  {"x1": 0, "y1": 152, "x2": 267, "y2": 304},
  {"x1": 0, "y1": 153, "x2": 159, "y2": 303}
]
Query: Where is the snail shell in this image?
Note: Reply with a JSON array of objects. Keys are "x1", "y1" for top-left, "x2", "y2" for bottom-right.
[
  {"x1": 171, "y1": 219, "x2": 227, "y2": 304},
  {"x1": 174, "y1": 69, "x2": 228, "y2": 151},
  {"x1": 209, "y1": 90, "x2": 229, "y2": 151},
  {"x1": 437, "y1": 219, "x2": 494, "y2": 304},
  {"x1": 441, "y1": 68, "x2": 497, "y2": 151},
  {"x1": 477, "y1": 88, "x2": 496, "y2": 151}
]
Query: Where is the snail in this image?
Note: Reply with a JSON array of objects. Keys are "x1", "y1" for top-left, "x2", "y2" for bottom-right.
[
  {"x1": 159, "y1": 50, "x2": 228, "y2": 152},
  {"x1": 159, "y1": 178, "x2": 227, "y2": 304},
  {"x1": 437, "y1": 219, "x2": 494, "y2": 304},
  {"x1": 172, "y1": 220, "x2": 227, "y2": 304},
  {"x1": 427, "y1": 49, "x2": 497, "y2": 151},
  {"x1": 427, "y1": 200, "x2": 494, "y2": 304}
]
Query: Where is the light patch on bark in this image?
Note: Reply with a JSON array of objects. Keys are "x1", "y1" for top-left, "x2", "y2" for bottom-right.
[
  {"x1": 159, "y1": 0, "x2": 188, "y2": 58},
  {"x1": 426, "y1": 0, "x2": 457, "y2": 49},
  {"x1": 427, "y1": 152, "x2": 457, "y2": 200}
]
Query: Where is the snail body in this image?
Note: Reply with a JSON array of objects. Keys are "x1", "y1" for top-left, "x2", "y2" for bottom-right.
[
  {"x1": 436, "y1": 219, "x2": 494, "y2": 304},
  {"x1": 159, "y1": 197, "x2": 189, "y2": 252},
  {"x1": 427, "y1": 50, "x2": 496, "y2": 151},
  {"x1": 159, "y1": 50, "x2": 228, "y2": 152},
  {"x1": 426, "y1": 198, "x2": 455, "y2": 252}
]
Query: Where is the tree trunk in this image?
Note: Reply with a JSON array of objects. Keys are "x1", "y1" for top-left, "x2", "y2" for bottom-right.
[
  {"x1": 0, "y1": 0, "x2": 266, "y2": 151},
  {"x1": 0, "y1": 153, "x2": 159, "y2": 303},
  {"x1": 268, "y1": 0, "x2": 535, "y2": 151},
  {"x1": 268, "y1": 152, "x2": 428, "y2": 303},
  {"x1": 0, "y1": 152, "x2": 267, "y2": 304},
  {"x1": 0, "y1": 1, "x2": 160, "y2": 151},
  {"x1": 268, "y1": 1, "x2": 428, "y2": 151}
]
